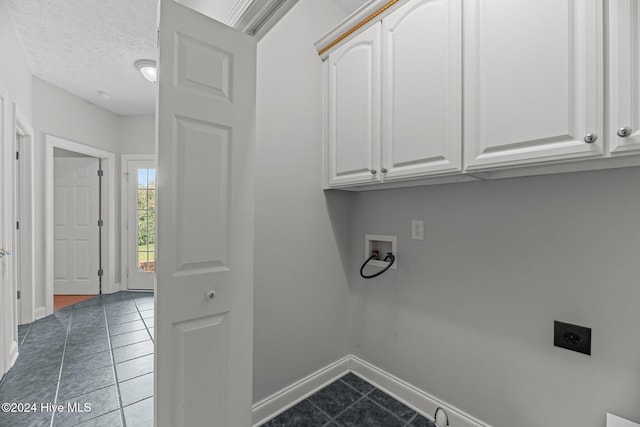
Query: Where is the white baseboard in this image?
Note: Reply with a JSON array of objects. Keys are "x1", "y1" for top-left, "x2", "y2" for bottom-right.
[
  {"x1": 252, "y1": 355, "x2": 491, "y2": 427},
  {"x1": 252, "y1": 356, "x2": 351, "y2": 426},
  {"x1": 350, "y1": 355, "x2": 490, "y2": 427},
  {"x1": 33, "y1": 306, "x2": 46, "y2": 320}
]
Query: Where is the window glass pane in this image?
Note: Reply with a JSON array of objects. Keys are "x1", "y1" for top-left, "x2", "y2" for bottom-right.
[
  {"x1": 138, "y1": 169, "x2": 148, "y2": 187},
  {"x1": 137, "y1": 168, "x2": 156, "y2": 273}
]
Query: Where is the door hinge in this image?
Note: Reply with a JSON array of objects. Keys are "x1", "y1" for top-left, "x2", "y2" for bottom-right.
[
  {"x1": 126, "y1": 267, "x2": 129, "y2": 277},
  {"x1": 97, "y1": 219, "x2": 104, "y2": 227},
  {"x1": 16, "y1": 221, "x2": 19, "y2": 230},
  {"x1": 97, "y1": 169, "x2": 104, "y2": 177},
  {"x1": 17, "y1": 290, "x2": 20, "y2": 299},
  {"x1": 98, "y1": 269, "x2": 104, "y2": 277},
  {"x1": 15, "y1": 151, "x2": 19, "y2": 160}
]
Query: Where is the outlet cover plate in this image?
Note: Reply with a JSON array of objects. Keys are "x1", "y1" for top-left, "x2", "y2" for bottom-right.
[
  {"x1": 554, "y1": 321, "x2": 591, "y2": 355},
  {"x1": 411, "y1": 220, "x2": 424, "y2": 240}
]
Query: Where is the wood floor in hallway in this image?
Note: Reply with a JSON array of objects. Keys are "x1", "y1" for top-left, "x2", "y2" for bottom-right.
[{"x1": 54, "y1": 294, "x2": 97, "y2": 311}]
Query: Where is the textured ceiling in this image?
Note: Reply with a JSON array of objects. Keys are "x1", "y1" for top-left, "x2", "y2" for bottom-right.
[
  {"x1": 5, "y1": 0, "x2": 159, "y2": 115},
  {"x1": 5, "y1": 0, "x2": 362, "y2": 115}
]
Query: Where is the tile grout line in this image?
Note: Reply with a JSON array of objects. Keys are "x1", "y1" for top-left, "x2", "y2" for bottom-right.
[
  {"x1": 280, "y1": 377, "x2": 414, "y2": 427},
  {"x1": 339, "y1": 378, "x2": 419, "y2": 426},
  {"x1": 102, "y1": 295, "x2": 129, "y2": 427},
  {"x1": 308, "y1": 379, "x2": 374, "y2": 425},
  {"x1": 50, "y1": 306, "x2": 75, "y2": 427},
  {"x1": 363, "y1": 394, "x2": 415, "y2": 426},
  {"x1": 18, "y1": 322, "x2": 34, "y2": 348},
  {"x1": 132, "y1": 298, "x2": 154, "y2": 343}
]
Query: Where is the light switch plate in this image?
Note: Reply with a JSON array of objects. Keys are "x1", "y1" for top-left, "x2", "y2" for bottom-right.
[{"x1": 411, "y1": 220, "x2": 424, "y2": 240}]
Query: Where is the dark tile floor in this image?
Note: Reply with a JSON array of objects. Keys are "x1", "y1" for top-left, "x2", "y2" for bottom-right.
[
  {"x1": 0, "y1": 291, "x2": 154, "y2": 427},
  {"x1": 261, "y1": 373, "x2": 436, "y2": 427},
  {"x1": 2, "y1": 292, "x2": 435, "y2": 427}
]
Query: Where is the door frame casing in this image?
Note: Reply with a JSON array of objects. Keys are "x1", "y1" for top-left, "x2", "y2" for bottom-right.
[
  {"x1": 45, "y1": 135, "x2": 116, "y2": 315},
  {"x1": 120, "y1": 154, "x2": 156, "y2": 291},
  {"x1": 12, "y1": 104, "x2": 36, "y2": 324}
]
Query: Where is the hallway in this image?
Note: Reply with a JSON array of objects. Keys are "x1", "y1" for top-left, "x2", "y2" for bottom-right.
[{"x1": 0, "y1": 291, "x2": 154, "y2": 426}]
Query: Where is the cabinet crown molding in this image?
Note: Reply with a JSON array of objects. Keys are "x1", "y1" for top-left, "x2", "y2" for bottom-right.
[{"x1": 315, "y1": 0, "x2": 406, "y2": 59}]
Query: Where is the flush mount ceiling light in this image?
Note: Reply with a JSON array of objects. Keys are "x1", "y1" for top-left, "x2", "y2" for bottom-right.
[{"x1": 135, "y1": 59, "x2": 157, "y2": 84}]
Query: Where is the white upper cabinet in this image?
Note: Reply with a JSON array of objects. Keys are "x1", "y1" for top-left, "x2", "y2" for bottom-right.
[
  {"x1": 381, "y1": 0, "x2": 462, "y2": 181},
  {"x1": 463, "y1": 0, "x2": 604, "y2": 170},
  {"x1": 609, "y1": 0, "x2": 640, "y2": 155},
  {"x1": 327, "y1": 24, "x2": 381, "y2": 187}
]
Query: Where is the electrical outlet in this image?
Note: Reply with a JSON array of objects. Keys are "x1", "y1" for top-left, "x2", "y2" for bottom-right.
[
  {"x1": 554, "y1": 321, "x2": 591, "y2": 355},
  {"x1": 411, "y1": 220, "x2": 424, "y2": 240}
]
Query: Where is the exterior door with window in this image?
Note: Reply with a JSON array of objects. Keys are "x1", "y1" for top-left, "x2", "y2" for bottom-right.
[{"x1": 126, "y1": 160, "x2": 155, "y2": 290}]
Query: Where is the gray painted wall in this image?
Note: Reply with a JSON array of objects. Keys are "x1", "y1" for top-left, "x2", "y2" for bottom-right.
[
  {"x1": 119, "y1": 115, "x2": 155, "y2": 155},
  {"x1": 253, "y1": 0, "x2": 353, "y2": 403},
  {"x1": 347, "y1": 167, "x2": 640, "y2": 426}
]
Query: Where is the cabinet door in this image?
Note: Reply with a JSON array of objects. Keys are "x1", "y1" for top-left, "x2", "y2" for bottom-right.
[
  {"x1": 381, "y1": 0, "x2": 462, "y2": 181},
  {"x1": 328, "y1": 24, "x2": 381, "y2": 186},
  {"x1": 609, "y1": 0, "x2": 640, "y2": 154},
  {"x1": 464, "y1": 0, "x2": 603, "y2": 170}
]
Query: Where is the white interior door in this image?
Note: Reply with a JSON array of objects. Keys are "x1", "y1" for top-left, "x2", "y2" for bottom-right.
[
  {"x1": 0, "y1": 85, "x2": 18, "y2": 377},
  {"x1": 156, "y1": 1, "x2": 256, "y2": 426},
  {"x1": 126, "y1": 159, "x2": 155, "y2": 291},
  {"x1": 53, "y1": 157, "x2": 100, "y2": 295}
]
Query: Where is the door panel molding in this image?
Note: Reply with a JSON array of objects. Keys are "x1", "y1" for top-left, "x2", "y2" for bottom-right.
[{"x1": 53, "y1": 157, "x2": 100, "y2": 294}]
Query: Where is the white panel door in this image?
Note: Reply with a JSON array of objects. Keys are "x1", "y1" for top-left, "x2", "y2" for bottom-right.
[
  {"x1": 0, "y1": 84, "x2": 18, "y2": 377},
  {"x1": 156, "y1": 1, "x2": 256, "y2": 426},
  {"x1": 53, "y1": 157, "x2": 99, "y2": 295},
  {"x1": 126, "y1": 160, "x2": 155, "y2": 291},
  {"x1": 464, "y1": 0, "x2": 603, "y2": 170},
  {"x1": 328, "y1": 24, "x2": 381, "y2": 186},
  {"x1": 609, "y1": 0, "x2": 640, "y2": 154},
  {"x1": 381, "y1": 0, "x2": 462, "y2": 181}
]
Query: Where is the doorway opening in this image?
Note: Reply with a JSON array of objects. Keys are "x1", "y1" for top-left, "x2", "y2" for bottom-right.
[{"x1": 45, "y1": 135, "x2": 116, "y2": 316}]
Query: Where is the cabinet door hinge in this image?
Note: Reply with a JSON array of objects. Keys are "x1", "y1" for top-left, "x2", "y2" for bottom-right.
[
  {"x1": 97, "y1": 169, "x2": 104, "y2": 177},
  {"x1": 17, "y1": 290, "x2": 20, "y2": 299},
  {"x1": 98, "y1": 269, "x2": 104, "y2": 277},
  {"x1": 16, "y1": 151, "x2": 19, "y2": 160},
  {"x1": 16, "y1": 221, "x2": 19, "y2": 230},
  {"x1": 97, "y1": 219, "x2": 104, "y2": 227}
]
